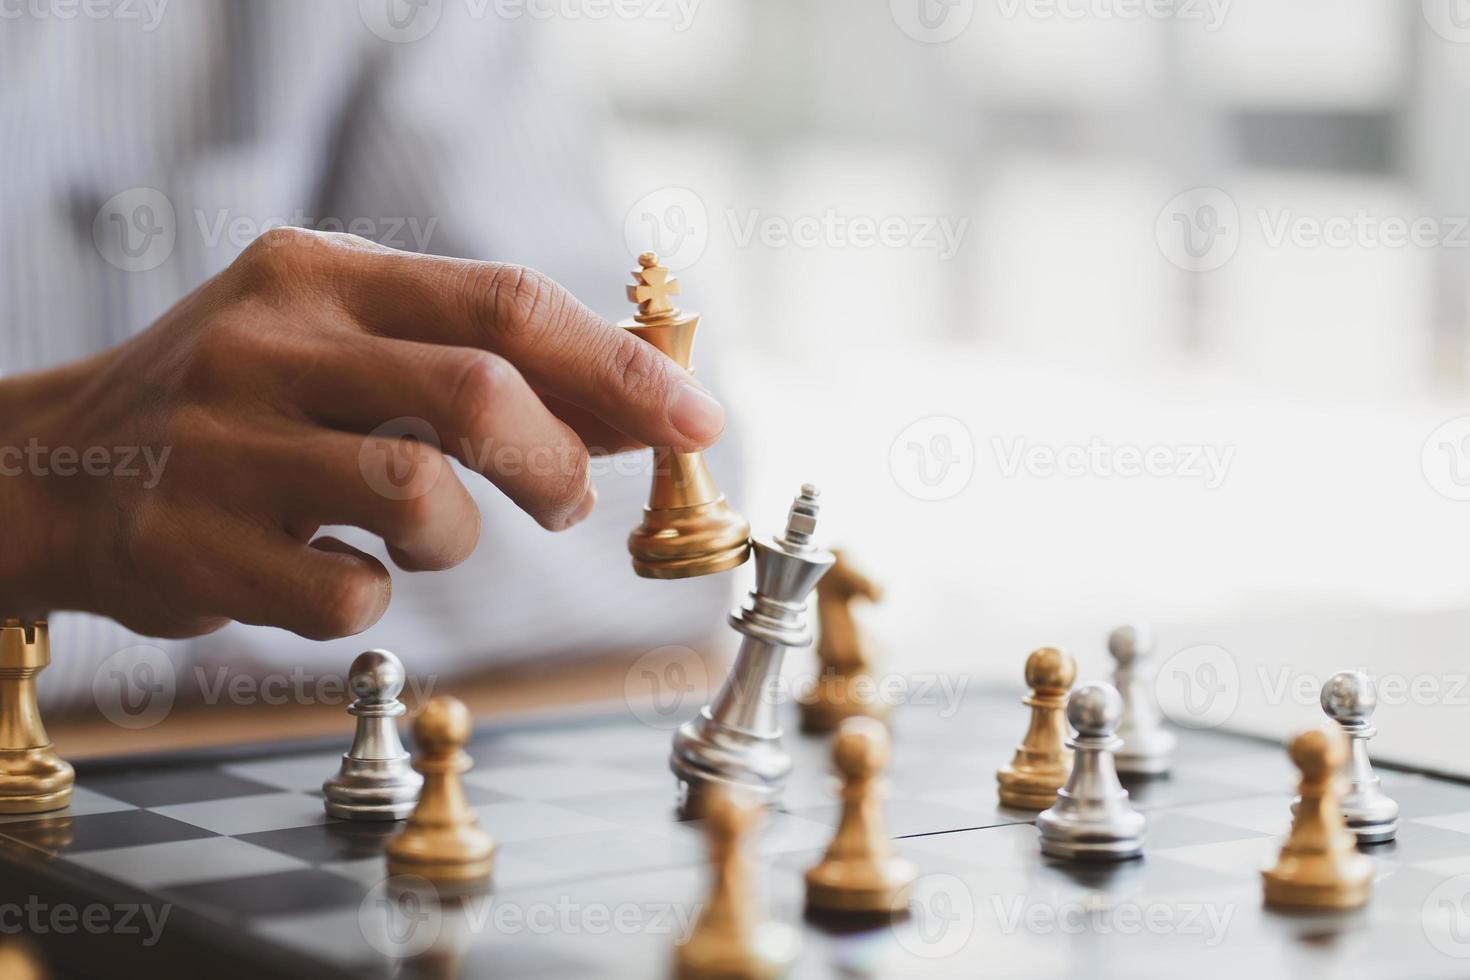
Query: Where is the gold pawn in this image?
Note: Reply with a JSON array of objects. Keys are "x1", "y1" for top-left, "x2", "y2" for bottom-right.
[
  {"x1": 995, "y1": 647, "x2": 1076, "y2": 810},
  {"x1": 676, "y1": 787, "x2": 797, "y2": 980},
  {"x1": 804, "y1": 717, "x2": 917, "y2": 917},
  {"x1": 0, "y1": 620, "x2": 73, "y2": 814},
  {"x1": 1263, "y1": 727, "x2": 1373, "y2": 910},
  {"x1": 385, "y1": 697, "x2": 494, "y2": 885},
  {"x1": 622, "y1": 252, "x2": 750, "y2": 579}
]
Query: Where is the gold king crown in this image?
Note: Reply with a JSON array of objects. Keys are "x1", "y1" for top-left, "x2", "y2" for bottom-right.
[{"x1": 626, "y1": 251, "x2": 682, "y2": 322}]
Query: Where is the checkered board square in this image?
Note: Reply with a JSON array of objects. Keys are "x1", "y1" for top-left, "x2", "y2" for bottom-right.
[{"x1": 4, "y1": 688, "x2": 1470, "y2": 979}]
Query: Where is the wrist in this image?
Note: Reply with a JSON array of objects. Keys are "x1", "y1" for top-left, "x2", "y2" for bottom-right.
[{"x1": 0, "y1": 366, "x2": 89, "y2": 617}]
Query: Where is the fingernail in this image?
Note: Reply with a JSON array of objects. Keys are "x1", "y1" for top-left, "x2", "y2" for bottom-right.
[
  {"x1": 566, "y1": 484, "x2": 597, "y2": 528},
  {"x1": 670, "y1": 383, "x2": 726, "y2": 445}
]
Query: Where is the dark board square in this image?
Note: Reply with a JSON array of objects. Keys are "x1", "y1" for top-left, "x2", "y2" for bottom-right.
[
  {"x1": 162, "y1": 868, "x2": 368, "y2": 920},
  {"x1": 84, "y1": 769, "x2": 280, "y2": 808},
  {"x1": 238, "y1": 820, "x2": 400, "y2": 863},
  {"x1": 0, "y1": 809, "x2": 217, "y2": 853}
]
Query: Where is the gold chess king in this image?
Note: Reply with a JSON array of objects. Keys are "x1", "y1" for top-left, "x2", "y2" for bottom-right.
[{"x1": 621, "y1": 252, "x2": 750, "y2": 579}]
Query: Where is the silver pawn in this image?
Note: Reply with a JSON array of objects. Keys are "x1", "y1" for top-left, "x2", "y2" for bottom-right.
[
  {"x1": 670, "y1": 484, "x2": 835, "y2": 815},
  {"x1": 1108, "y1": 624, "x2": 1176, "y2": 776},
  {"x1": 1037, "y1": 683, "x2": 1146, "y2": 861},
  {"x1": 1319, "y1": 670, "x2": 1398, "y2": 843},
  {"x1": 323, "y1": 650, "x2": 423, "y2": 821}
]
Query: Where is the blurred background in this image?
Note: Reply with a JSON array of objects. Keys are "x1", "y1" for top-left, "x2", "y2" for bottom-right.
[
  {"x1": 573, "y1": 0, "x2": 1470, "y2": 759},
  {"x1": 9, "y1": 0, "x2": 1470, "y2": 763},
  {"x1": 575, "y1": 6, "x2": 1469, "y2": 619}
]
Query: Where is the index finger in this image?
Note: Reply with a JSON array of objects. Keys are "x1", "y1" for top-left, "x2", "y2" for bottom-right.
[{"x1": 268, "y1": 233, "x2": 727, "y2": 453}]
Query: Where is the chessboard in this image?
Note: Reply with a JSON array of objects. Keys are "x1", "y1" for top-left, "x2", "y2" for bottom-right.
[{"x1": 5, "y1": 686, "x2": 1470, "y2": 980}]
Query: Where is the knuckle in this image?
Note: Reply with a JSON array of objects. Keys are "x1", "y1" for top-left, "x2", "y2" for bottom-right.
[
  {"x1": 449, "y1": 352, "x2": 518, "y2": 435},
  {"x1": 611, "y1": 334, "x2": 667, "y2": 400},
  {"x1": 238, "y1": 227, "x2": 314, "y2": 278},
  {"x1": 233, "y1": 227, "x2": 352, "y2": 293},
  {"x1": 543, "y1": 448, "x2": 590, "y2": 523},
  {"x1": 480, "y1": 264, "x2": 561, "y2": 342}
]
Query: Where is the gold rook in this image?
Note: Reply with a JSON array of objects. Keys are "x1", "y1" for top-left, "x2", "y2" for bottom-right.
[{"x1": 0, "y1": 620, "x2": 73, "y2": 813}]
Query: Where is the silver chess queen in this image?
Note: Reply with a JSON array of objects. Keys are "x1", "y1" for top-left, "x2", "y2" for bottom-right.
[{"x1": 670, "y1": 485, "x2": 835, "y2": 815}]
